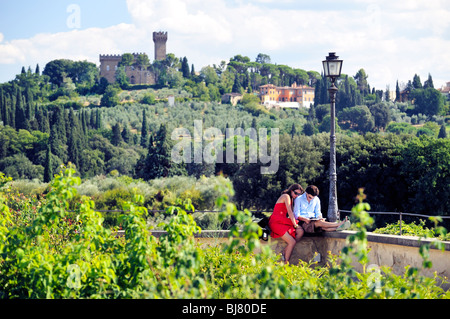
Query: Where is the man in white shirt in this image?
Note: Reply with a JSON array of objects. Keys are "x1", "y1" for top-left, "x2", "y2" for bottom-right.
[{"x1": 294, "y1": 185, "x2": 348, "y2": 233}]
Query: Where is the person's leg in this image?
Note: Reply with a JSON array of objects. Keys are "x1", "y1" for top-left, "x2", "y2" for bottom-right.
[
  {"x1": 295, "y1": 227, "x2": 304, "y2": 242},
  {"x1": 320, "y1": 226, "x2": 339, "y2": 232},
  {"x1": 281, "y1": 232, "x2": 296, "y2": 264},
  {"x1": 314, "y1": 217, "x2": 346, "y2": 229}
]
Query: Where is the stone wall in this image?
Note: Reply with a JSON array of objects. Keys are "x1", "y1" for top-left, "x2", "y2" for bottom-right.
[{"x1": 143, "y1": 229, "x2": 450, "y2": 288}]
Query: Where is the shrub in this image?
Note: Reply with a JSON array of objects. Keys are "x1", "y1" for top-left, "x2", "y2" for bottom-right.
[{"x1": 1, "y1": 170, "x2": 449, "y2": 299}]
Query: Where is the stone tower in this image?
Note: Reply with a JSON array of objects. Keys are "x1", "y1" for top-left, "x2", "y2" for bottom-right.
[{"x1": 153, "y1": 31, "x2": 168, "y2": 61}]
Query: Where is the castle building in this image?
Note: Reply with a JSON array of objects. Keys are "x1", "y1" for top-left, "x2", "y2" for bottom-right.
[
  {"x1": 99, "y1": 31, "x2": 168, "y2": 85},
  {"x1": 153, "y1": 31, "x2": 168, "y2": 61},
  {"x1": 259, "y1": 82, "x2": 315, "y2": 108}
]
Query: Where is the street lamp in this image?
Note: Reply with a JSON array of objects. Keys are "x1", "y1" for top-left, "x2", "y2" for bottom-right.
[{"x1": 322, "y1": 52, "x2": 343, "y2": 222}]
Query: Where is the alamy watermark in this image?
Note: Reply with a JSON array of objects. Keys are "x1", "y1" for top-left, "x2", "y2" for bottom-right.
[
  {"x1": 171, "y1": 120, "x2": 279, "y2": 174},
  {"x1": 66, "y1": 4, "x2": 81, "y2": 29}
]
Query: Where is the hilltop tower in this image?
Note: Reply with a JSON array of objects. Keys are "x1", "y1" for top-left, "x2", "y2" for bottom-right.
[{"x1": 153, "y1": 31, "x2": 168, "y2": 61}]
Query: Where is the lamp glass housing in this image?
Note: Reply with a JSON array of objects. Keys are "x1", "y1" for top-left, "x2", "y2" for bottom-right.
[{"x1": 322, "y1": 53, "x2": 343, "y2": 78}]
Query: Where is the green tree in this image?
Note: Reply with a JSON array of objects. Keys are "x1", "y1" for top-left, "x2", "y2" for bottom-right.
[
  {"x1": 370, "y1": 102, "x2": 391, "y2": 131},
  {"x1": 15, "y1": 89, "x2": 28, "y2": 130},
  {"x1": 140, "y1": 109, "x2": 148, "y2": 148},
  {"x1": 339, "y1": 105, "x2": 374, "y2": 133},
  {"x1": 101, "y1": 85, "x2": 120, "y2": 107},
  {"x1": 354, "y1": 69, "x2": 369, "y2": 96},
  {"x1": 255, "y1": 53, "x2": 271, "y2": 64},
  {"x1": 398, "y1": 136, "x2": 450, "y2": 214},
  {"x1": 411, "y1": 87, "x2": 445, "y2": 116},
  {"x1": 43, "y1": 59, "x2": 74, "y2": 87},
  {"x1": 67, "y1": 109, "x2": 83, "y2": 170},
  {"x1": 118, "y1": 53, "x2": 134, "y2": 67},
  {"x1": 43, "y1": 145, "x2": 52, "y2": 182},
  {"x1": 438, "y1": 124, "x2": 447, "y2": 139},
  {"x1": 395, "y1": 80, "x2": 401, "y2": 102},
  {"x1": 423, "y1": 73, "x2": 434, "y2": 89},
  {"x1": 302, "y1": 121, "x2": 315, "y2": 136},
  {"x1": 412, "y1": 74, "x2": 422, "y2": 89},
  {"x1": 232, "y1": 74, "x2": 242, "y2": 94},
  {"x1": 115, "y1": 66, "x2": 130, "y2": 89},
  {"x1": 200, "y1": 66, "x2": 219, "y2": 86},
  {"x1": 121, "y1": 125, "x2": 131, "y2": 144},
  {"x1": 111, "y1": 122, "x2": 123, "y2": 146},
  {"x1": 181, "y1": 56, "x2": 190, "y2": 79},
  {"x1": 141, "y1": 125, "x2": 171, "y2": 180},
  {"x1": 69, "y1": 60, "x2": 98, "y2": 90}
]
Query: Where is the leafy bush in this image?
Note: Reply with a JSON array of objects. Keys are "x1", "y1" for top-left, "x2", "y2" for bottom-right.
[
  {"x1": 374, "y1": 219, "x2": 450, "y2": 241},
  {"x1": 1, "y1": 170, "x2": 449, "y2": 299}
]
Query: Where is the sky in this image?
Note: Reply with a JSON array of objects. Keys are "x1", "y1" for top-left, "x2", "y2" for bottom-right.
[{"x1": 1, "y1": 0, "x2": 449, "y2": 91}]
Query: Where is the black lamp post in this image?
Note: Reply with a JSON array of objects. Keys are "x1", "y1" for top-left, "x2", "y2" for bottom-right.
[{"x1": 322, "y1": 52, "x2": 343, "y2": 222}]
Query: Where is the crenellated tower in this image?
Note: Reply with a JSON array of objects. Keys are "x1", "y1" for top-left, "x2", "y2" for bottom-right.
[
  {"x1": 153, "y1": 31, "x2": 168, "y2": 61},
  {"x1": 99, "y1": 31, "x2": 167, "y2": 85}
]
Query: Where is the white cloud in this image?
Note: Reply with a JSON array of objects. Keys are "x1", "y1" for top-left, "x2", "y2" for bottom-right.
[
  {"x1": 1, "y1": 0, "x2": 449, "y2": 88},
  {"x1": 0, "y1": 23, "x2": 146, "y2": 70}
]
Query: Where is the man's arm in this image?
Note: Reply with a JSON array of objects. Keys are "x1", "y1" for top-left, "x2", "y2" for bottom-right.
[
  {"x1": 315, "y1": 198, "x2": 323, "y2": 219},
  {"x1": 293, "y1": 196, "x2": 300, "y2": 219}
]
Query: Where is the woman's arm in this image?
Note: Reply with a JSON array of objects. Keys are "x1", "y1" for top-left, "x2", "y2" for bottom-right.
[{"x1": 283, "y1": 194, "x2": 298, "y2": 227}]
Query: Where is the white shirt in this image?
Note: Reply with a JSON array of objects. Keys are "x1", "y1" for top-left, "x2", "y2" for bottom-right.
[{"x1": 293, "y1": 193, "x2": 322, "y2": 219}]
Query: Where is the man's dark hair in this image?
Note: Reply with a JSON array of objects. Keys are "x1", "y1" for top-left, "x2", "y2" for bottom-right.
[{"x1": 305, "y1": 185, "x2": 319, "y2": 197}]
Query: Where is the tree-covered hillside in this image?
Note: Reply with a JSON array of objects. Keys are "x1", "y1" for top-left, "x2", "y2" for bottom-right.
[{"x1": 0, "y1": 53, "x2": 449, "y2": 226}]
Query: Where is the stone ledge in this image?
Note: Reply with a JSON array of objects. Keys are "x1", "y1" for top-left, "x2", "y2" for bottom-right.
[
  {"x1": 322, "y1": 230, "x2": 450, "y2": 251},
  {"x1": 115, "y1": 229, "x2": 450, "y2": 251}
]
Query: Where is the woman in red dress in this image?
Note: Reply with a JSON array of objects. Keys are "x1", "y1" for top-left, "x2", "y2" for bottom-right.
[{"x1": 268, "y1": 184, "x2": 304, "y2": 264}]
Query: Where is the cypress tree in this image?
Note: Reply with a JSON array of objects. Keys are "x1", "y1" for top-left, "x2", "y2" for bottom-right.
[
  {"x1": 67, "y1": 108, "x2": 82, "y2": 170},
  {"x1": 10, "y1": 93, "x2": 15, "y2": 129},
  {"x1": 49, "y1": 125, "x2": 64, "y2": 161},
  {"x1": 143, "y1": 124, "x2": 173, "y2": 180},
  {"x1": 38, "y1": 108, "x2": 50, "y2": 134},
  {"x1": 90, "y1": 109, "x2": 96, "y2": 129},
  {"x1": 0, "y1": 89, "x2": 3, "y2": 124},
  {"x1": 438, "y1": 124, "x2": 447, "y2": 139},
  {"x1": 53, "y1": 106, "x2": 67, "y2": 145},
  {"x1": 181, "y1": 57, "x2": 190, "y2": 79},
  {"x1": 191, "y1": 64, "x2": 196, "y2": 78},
  {"x1": 232, "y1": 74, "x2": 242, "y2": 93},
  {"x1": 412, "y1": 74, "x2": 422, "y2": 89},
  {"x1": 121, "y1": 125, "x2": 131, "y2": 144},
  {"x1": 290, "y1": 123, "x2": 297, "y2": 138},
  {"x1": 140, "y1": 109, "x2": 148, "y2": 148},
  {"x1": 2, "y1": 93, "x2": 10, "y2": 127},
  {"x1": 44, "y1": 145, "x2": 52, "y2": 183},
  {"x1": 95, "y1": 109, "x2": 102, "y2": 129},
  {"x1": 395, "y1": 80, "x2": 401, "y2": 102},
  {"x1": 15, "y1": 90, "x2": 27, "y2": 130},
  {"x1": 112, "y1": 122, "x2": 123, "y2": 146},
  {"x1": 424, "y1": 73, "x2": 434, "y2": 89}
]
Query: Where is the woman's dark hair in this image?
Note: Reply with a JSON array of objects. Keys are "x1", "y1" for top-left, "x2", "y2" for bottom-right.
[{"x1": 282, "y1": 184, "x2": 304, "y2": 205}]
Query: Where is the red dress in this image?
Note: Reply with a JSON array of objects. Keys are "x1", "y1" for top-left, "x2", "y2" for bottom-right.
[{"x1": 268, "y1": 202, "x2": 296, "y2": 239}]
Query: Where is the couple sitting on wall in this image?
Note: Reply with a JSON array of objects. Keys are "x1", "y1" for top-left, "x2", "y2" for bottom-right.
[{"x1": 268, "y1": 184, "x2": 350, "y2": 264}]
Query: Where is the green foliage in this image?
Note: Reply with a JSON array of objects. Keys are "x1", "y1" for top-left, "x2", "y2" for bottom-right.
[
  {"x1": 410, "y1": 87, "x2": 445, "y2": 116},
  {"x1": 100, "y1": 85, "x2": 120, "y2": 107},
  {"x1": 0, "y1": 170, "x2": 449, "y2": 299},
  {"x1": 374, "y1": 219, "x2": 450, "y2": 241},
  {"x1": 1, "y1": 55, "x2": 449, "y2": 234},
  {"x1": 398, "y1": 135, "x2": 450, "y2": 214}
]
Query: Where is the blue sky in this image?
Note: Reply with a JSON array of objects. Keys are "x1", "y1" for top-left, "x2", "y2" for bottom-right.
[
  {"x1": 0, "y1": 0, "x2": 131, "y2": 40},
  {"x1": 1, "y1": 0, "x2": 449, "y2": 90}
]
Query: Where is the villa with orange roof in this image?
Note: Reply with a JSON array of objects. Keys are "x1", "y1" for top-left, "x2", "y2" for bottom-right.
[{"x1": 259, "y1": 82, "x2": 315, "y2": 108}]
